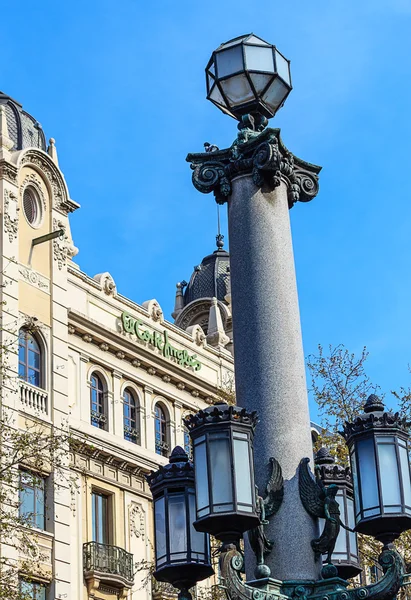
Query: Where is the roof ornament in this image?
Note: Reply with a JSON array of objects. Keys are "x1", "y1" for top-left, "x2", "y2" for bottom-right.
[
  {"x1": 47, "y1": 138, "x2": 59, "y2": 165},
  {"x1": 206, "y1": 297, "x2": 230, "y2": 349}
]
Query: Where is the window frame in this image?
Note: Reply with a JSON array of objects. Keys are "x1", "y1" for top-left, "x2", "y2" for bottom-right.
[
  {"x1": 90, "y1": 373, "x2": 107, "y2": 431},
  {"x1": 20, "y1": 578, "x2": 47, "y2": 599},
  {"x1": 154, "y1": 403, "x2": 169, "y2": 457},
  {"x1": 91, "y1": 490, "x2": 111, "y2": 544},
  {"x1": 123, "y1": 388, "x2": 139, "y2": 444},
  {"x1": 18, "y1": 329, "x2": 43, "y2": 389},
  {"x1": 19, "y1": 470, "x2": 46, "y2": 531}
]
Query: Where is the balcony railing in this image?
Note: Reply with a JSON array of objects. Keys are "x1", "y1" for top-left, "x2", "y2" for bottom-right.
[
  {"x1": 83, "y1": 541, "x2": 134, "y2": 590},
  {"x1": 19, "y1": 381, "x2": 48, "y2": 415}
]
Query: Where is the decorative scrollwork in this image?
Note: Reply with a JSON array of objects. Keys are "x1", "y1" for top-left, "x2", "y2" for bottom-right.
[
  {"x1": 191, "y1": 160, "x2": 231, "y2": 204},
  {"x1": 187, "y1": 127, "x2": 321, "y2": 208}
]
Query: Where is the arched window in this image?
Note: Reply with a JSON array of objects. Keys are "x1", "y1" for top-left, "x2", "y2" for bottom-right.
[
  {"x1": 154, "y1": 404, "x2": 168, "y2": 456},
  {"x1": 90, "y1": 373, "x2": 107, "y2": 430},
  {"x1": 18, "y1": 329, "x2": 42, "y2": 388},
  {"x1": 123, "y1": 388, "x2": 139, "y2": 444}
]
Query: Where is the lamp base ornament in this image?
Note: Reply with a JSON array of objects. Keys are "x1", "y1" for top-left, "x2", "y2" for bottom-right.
[{"x1": 219, "y1": 545, "x2": 405, "y2": 600}]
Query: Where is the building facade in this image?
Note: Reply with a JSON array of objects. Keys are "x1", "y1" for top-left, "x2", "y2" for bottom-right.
[{"x1": 0, "y1": 92, "x2": 234, "y2": 600}]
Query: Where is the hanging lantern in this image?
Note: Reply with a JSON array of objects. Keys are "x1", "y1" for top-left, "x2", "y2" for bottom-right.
[
  {"x1": 146, "y1": 446, "x2": 213, "y2": 598},
  {"x1": 184, "y1": 403, "x2": 259, "y2": 542},
  {"x1": 315, "y1": 447, "x2": 361, "y2": 579},
  {"x1": 342, "y1": 394, "x2": 411, "y2": 546}
]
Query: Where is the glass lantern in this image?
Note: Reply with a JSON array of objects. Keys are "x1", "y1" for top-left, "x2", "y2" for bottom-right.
[
  {"x1": 205, "y1": 33, "x2": 292, "y2": 121},
  {"x1": 146, "y1": 446, "x2": 213, "y2": 597},
  {"x1": 315, "y1": 448, "x2": 361, "y2": 579},
  {"x1": 342, "y1": 394, "x2": 411, "y2": 545},
  {"x1": 184, "y1": 403, "x2": 259, "y2": 543}
]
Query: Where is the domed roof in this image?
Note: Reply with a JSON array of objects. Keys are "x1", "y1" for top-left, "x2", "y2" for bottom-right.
[
  {"x1": 184, "y1": 235, "x2": 230, "y2": 305},
  {"x1": 0, "y1": 92, "x2": 46, "y2": 152}
]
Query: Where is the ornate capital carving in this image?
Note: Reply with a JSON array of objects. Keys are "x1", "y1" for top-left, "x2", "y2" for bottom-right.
[
  {"x1": 4, "y1": 189, "x2": 19, "y2": 242},
  {"x1": 187, "y1": 128, "x2": 321, "y2": 208},
  {"x1": 0, "y1": 159, "x2": 18, "y2": 184}
]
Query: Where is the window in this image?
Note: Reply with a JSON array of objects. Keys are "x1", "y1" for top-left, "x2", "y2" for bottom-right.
[
  {"x1": 123, "y1": 388, "x2": 139, "y2": 444},
  {"x1": 22, "y1": 186, "x2": 42, "y2": 228},
  {"x1": 92, "y1": 491, "x2": 110, "y2": 544},
  {"x1": 90, "y1": 374, "x2": 107, "y2": 430},
  {"x1": 20, "y1": 579, "x2": 46, "y2": 599},
  {"x1": 155, "y1": 404, "x2": 169, "y2": 456},
  {"x1": 18, "y1": 329, "x2": 42, "y2": 388},
  {"x1": 19, "y1": 471, "x2": 45, "y2": 530}
]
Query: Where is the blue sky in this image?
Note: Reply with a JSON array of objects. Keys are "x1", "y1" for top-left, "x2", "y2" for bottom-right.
[{"x1": 2, "y1": 0, "x2": 411, "y2": 421}]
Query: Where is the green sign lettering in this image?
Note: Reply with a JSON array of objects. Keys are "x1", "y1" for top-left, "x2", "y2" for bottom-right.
[{"x1": 120, "y1": 311, "x2": 201, "y2": 372}]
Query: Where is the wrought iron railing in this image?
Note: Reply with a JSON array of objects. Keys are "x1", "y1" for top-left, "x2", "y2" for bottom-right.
[{"x1": 83, "y1": 541, "x2": 134, "y2": 586}]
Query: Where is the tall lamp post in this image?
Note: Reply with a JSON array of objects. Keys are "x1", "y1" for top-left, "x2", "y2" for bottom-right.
[{"x1": 147, "y1": 34, "x2": 410, "y2": 600}]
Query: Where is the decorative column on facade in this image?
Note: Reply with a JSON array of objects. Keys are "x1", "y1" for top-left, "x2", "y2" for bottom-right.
[
  {"x1": 174, "y1": 402, "x2": 184, "y2": 447},
  {"x1": 144, "y1": 386, "x2": 155, "y2": 453},
  {"x1": 187, "y1": 126, "x2": 321, "y2": 581},
  {"x1": 112, "y1": 370, "x2": 123, "y2": 438}
]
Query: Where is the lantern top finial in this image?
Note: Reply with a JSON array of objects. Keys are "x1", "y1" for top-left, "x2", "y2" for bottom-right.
[
  {"x1": 315, "y1": 447, "x2": 335, "y2": 465},
  {"x1": 169, "y1": 446, "x2": 189, "y2": 463},
  {"x1": 364, "y1": 394, "x2": 385, "y2": 413}
]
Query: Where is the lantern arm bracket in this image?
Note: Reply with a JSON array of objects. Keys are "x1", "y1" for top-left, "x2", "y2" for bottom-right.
[{"x1": 219, "y1": 546, "x2": 405, "y2": 600}]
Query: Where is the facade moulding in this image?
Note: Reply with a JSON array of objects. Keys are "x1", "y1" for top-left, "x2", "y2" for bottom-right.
[
  {"x1": 68, "y1": 310, "x2": 221, "y2": 399},
  {"x1": 0, "y1": 158, "x2": 18, "y2": 183}
]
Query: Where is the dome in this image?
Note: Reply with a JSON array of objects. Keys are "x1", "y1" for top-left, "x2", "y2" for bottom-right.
[
  {"x1": 0, "y1": 91, "x2": 46, "y2": 152},
  {"x1": 183, "y1": 236, "x2": 230, "y2": 306}
]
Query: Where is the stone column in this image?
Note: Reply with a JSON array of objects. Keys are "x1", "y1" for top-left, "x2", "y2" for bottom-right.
[
  {"x1": 187, "y1": 127, "x2": 321, "y2": 582},
  {"x1": 228, "y1": 175, "x2": 319, "y2": 581}
]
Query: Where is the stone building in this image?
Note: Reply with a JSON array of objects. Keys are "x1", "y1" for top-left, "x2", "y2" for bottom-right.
[{"x1": 0, "y1": 91, "x2": 234, "y2": 599}]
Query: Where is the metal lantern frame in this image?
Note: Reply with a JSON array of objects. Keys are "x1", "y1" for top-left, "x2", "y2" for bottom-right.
[
  {"x1": 342, "y1": 395, "x2": 411, "y2": 544},
  {"x1": 146, "y1": 447, "x2": 213, "y2": 594},
  {"x1": 315, "y1": 448, "x2": 361, "y2": 579},
  {"x1": 205, "y1": 33, "x2": 292, "y2": 121},
  {"x1": 184, "y1": 403, "x2": 259, "y2": 542}
]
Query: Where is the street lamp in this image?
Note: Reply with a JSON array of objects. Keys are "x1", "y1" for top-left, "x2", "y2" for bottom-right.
[
  {"x1": 342, "y1": 394, "x2": 411, "y2": 546},
  {"x1": 315, "y1": 448, "x2": 361, "y2": 579},
  {"x1": 164, "y1": 33, "x2": 409, "y2": 600},
  {"x1": 206, "y1": 33, "x2": 292, "y2": 122},
  {"x1": 184, "y1": 403, "x2": 259, "y2": 543},
  {"x1": 146, "y1": 446, "x2": 213, "y2": 600}
]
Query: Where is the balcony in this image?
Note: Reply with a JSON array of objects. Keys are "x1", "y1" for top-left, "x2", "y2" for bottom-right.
[
  {"x1": 19, "y1": 381, "x2": 48, "y2": 416},
  {"x1": 83, "y1": 541, "x2": 134, "y2": 594}
]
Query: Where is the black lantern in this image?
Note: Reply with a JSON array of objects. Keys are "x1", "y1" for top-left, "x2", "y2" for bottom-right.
[
  {"x1": 315, "y1": 448, "x2": 361, "y2": 579},
  {"x1": 342, "y1": 395, "x2": 411, "y2": 545},
  {"x1": 146, "y1": 446, "x2": 213, "y2": 600},
  {"x1": 184, "y1": 403, "x2": 259, "y2": 543},
  {"x1": 205, "y1": 33, "x2": 292, "y2": 121}
]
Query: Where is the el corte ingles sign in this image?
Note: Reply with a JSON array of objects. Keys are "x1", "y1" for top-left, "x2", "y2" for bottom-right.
[{"x1": 121, "y1": 311, "x2": 201, "y2": 371}]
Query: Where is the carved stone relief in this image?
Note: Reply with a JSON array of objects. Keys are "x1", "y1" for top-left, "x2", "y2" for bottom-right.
[
  {"x1": 18, "y1": 264, "x2": 50, "y2": 293},
  {"x1": 3, "y1": 189, "x2": 19, "y2": 242},
  {"x1": 52, "y1": 218, "x2": 78, "y2": 270},
  {"x1": 129, "y1": 503, "x2": 145, "y2": 539}
]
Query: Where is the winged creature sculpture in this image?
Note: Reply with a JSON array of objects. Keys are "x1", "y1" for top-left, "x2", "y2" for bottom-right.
[
  {"x1": 247, "y1": 457, "x2": 284, "y2": 569},
  {"x1": 299, "y1": 457, "x2": 342, "y2": 565}
]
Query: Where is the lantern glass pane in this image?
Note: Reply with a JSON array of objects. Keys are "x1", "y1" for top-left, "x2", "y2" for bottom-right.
[
  {"x1": 216, "y1": 45, "x2": 244, "y2": 78},
  {"x1": 350, "y1": 449, "x2": 361, "y2": 518},
  {"x1": 168, "y1": 494, "x2": 187, "y2": 561},
  {"x1": 347, "y1": 497, "x2": 358, "y2": 557},
  {"x1": 233, "y1": 437, "x2": 252, "y2": 507},
  {"x1": 220, "y1": 74, "x2": 255, "y2": 107},
  {"x1": 399, "y1": 445, "x2": 411, "y2": 507},
  {"x1": 247, "y1": 35, "x2": 271, "y2": 46},
  {"x1": 207, "y1": 73, "x2": 215, "y2": 92},
  {"x1": 262, "y1": 78, "x2": 289, "y2": 112},
  {"x1": 155, "y1": 497, "x2": 167, "y2": 566},
  {"x1": 209, "y1": 84, "x2": 228, "y2": 108},
  {"x1": 194, "y1": 440, "x2": 209, "y2": 515},
  {"x1": 357, "y1": 438, "x2": 379, "y2": 512},
  {"x1": 334, "y1": 494, "x2": 346, "y2": 555},
  {"x1": 209, "y1": 435, "x2": 233, "y2": 510},
  {"x1": 208, "y1": 61, "x2": 215, "y2": 76},
  {"x1": 244, "y1": 45, "x2": 274, "y2": 72},
  {"x1": 249, "y1": 73, "x2": 272, "y2": 94},
  {"x1": 377, "y1": 442, "x2": 401, "y2": 508},
  {"x1": 275, "y1": 50, "x2": 291, "y2": 85},
  {"x1": 189, "y1": 491, "x2": 206, "y2": 561}
]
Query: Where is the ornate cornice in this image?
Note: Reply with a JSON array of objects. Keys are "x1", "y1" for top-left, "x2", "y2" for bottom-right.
[
  {"x1": 0, "y1": 159, "x2": 18, "y2": 184},
  {"x1": 341, "y1": 411, "x2": 410, "y2": 442},
  {"x1": 184, "y1": 402, "x2": 258, "y2": 430},
  {"x1": 18, "y1": 149, "x2": 79, "y2": 214},
  {"x1": 186, "y1": 128, "x2": 321, "y2": 208}
]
